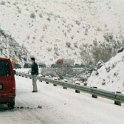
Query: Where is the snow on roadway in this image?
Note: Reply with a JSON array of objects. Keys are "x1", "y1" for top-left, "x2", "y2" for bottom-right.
[{"x1": 0, "y1": 76, "x2": 124, "y2": 124}]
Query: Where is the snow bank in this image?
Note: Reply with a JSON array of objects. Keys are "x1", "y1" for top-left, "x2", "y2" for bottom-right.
[
  {"x1": 16, "y1": 68, "x2": 30, "y2": 73},
  {"x1": 87, "y1": 51, "x2": 124, "y2": 93}
]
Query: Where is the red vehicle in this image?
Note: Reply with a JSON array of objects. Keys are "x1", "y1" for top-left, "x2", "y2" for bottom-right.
[{"x1": 0, "y1": 58, "x2": 16, "y2": 109}]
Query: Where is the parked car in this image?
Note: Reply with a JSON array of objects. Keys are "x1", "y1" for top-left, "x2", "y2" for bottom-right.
[
  {"x1": 0, "y1": 58, "x2": 16, "y2": 109},
  {"x1": 24, "y1": 63, "x2": 31, "y2": 68},
  {"x1": 14, "y1": 63, "x2": 21, "y2": 69},
  {"x1": 38, "y1": 63, "x2": 46, "y2": 68}
]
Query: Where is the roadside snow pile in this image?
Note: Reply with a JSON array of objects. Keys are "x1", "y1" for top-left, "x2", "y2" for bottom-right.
[
  {"x1": 15, "y1": 68, "x2": 32, "y2": 74},
  {"x1": 87, "y1": 51, "x2": 124, "y2": 93}
]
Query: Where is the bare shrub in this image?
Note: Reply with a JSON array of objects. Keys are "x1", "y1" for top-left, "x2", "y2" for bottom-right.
[
  {"x1": 75, "y1": 20, "x2": 81, "y2": 25},
  {"x1": 47, "y1": 47, "x2": 52, "y2": 52},
  {"x1": 0, "y1": 1, "x2": 5, "y2": 5},
  {"x1": 80, "y1": 43, "x2": 93, "y2": 65},
  {"x1": 18, "y1": 9, "x2": 21, "y2": 14},
  {"x1": 66, "y1": 42, "x2": 71, "y2": 48},
  {"x1": 39, "y1": 13, "x2": 43, "y2": 18},
  {"x1": 74, "y1": 43, "x2": 78, "y2": 48},
  {"x1": 47, "y1": 17, "x2": 51, "y2": 21},
  {"x1": 80, "y1": 34, "x2": 124, "y2": 65},
  {"x1": 30, "y1": 13, "x2": 36, "y2": 19},
  {"x1": 92, "y1": 42, "x2": 113, "y2": 64},
  {"x1": 71, "y1": 36, "x2": 74, "y2": 40}
]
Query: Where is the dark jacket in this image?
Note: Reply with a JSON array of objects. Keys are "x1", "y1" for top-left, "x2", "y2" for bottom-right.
[{"x1": 31, "y1": 62, "x2": 39, "y2": 75}]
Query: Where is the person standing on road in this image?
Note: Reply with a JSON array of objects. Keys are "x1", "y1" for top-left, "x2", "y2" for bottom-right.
[{"x1": 31, "y1": 57, "x2": 39, "y2": 92}]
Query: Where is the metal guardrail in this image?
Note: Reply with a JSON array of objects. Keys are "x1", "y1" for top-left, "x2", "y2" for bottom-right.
[{"x1": 16, "y1": 72, "x2": 124, "y2": 106}]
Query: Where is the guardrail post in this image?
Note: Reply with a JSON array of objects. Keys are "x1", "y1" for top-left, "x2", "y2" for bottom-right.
[
  {"x1": 38, "y1": 78, "x2": 42, "y2": 82},
  {"x1": 114, "y1": 92, "x2": 121, "y2": 106},
  {"x1": 75, "y1": 90, "x2": 80, "y2": 93},
  {"x1": 84, "y1": 83, "x2": 87, "y2": 86},
  {"x1": 46, "y1": 82, "x2": 49, "y2": 84},
  {"x1": 63, "y1": 86, "x2": 67, "y2": 89},
  {"x1": 92, "y1": 87, "x2": 97, "y2": 98},
  {"x1": 53, "y1": 84, "x2": 57, "y2": 86},
  {"x1": 75, "y1": 83, "x2": 80, "y2": 93},
  {"x1": 30, "y1": 77, "x2": 32, "y2": 79}
]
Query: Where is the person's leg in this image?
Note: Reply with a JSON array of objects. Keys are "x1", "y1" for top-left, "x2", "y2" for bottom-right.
[{"x1": 32, "y1": 75, "x2": 38, "y2": 92}]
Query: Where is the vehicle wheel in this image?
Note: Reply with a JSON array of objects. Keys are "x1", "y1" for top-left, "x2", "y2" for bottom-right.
[{"x1": 8, "y1": 102, "x2": 15, "y2": 109}]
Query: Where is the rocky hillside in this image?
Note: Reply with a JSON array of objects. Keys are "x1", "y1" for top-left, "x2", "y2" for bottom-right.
[
  {"x1": 0, "y1": 28, "x2": 30, "y2": 65},
  {"x1": 87, "y1": 50, "x2": 124, "y2": 93},
  {"x1": 0, "y1": 0, "x2": 124, "y2": 64}
]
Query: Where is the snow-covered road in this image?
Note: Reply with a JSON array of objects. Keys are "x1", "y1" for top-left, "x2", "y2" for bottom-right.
[{"x1": 0, "y1": 76, "x2": 124, "y2": 124}]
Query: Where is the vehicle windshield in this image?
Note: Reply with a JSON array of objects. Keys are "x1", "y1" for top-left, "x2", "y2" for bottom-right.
[{"x1": 0, "y1": 60, "x2": 11, "y2": 76}]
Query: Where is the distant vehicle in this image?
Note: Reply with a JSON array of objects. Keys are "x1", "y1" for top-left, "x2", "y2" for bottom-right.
[
  {"x1": 38, "y1": 63, "x2": 46, "y2": 68},
  {"x1": 63, "y1": 79, "x2": 68, "y2": 82},
  {"x1": 52, "y1": 77, "x2": 59, "y2": 80},
  {"x1": 24, "y1": 63, "x2": 31, "y2": 68},
  {"x1": 51, "y1": 64, "x2": 60, "y2": 68},
  {"x1": 74, "y1": 64, "x2": 85, "y2": 68},
  {"x1": 0, "y1": 58, "x2": 16, "y2": 109},
  {"x1": 14, "y1": 63, "x2": 21, "y2": 69}
]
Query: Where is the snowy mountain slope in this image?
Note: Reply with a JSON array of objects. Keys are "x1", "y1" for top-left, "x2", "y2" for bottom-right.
[
  {"x1": 0, "y1": 28, "x2": 30, "y2": 64},
  {"x1": 0, "y1": 0, "x2": 124, "y2": 64},
  {"x1": 87, "y1": 51, "x2": 124, "y2": 93}
]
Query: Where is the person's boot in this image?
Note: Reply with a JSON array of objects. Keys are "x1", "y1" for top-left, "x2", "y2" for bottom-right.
[{"x1": 32, "y1": 91, "x2": 38, "y2": 92}]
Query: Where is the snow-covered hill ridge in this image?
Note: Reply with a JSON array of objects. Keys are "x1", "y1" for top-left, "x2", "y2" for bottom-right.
[
  {"x1": 0, "y1": 0, "x2": 124, "y2": 64},
  {"x1": 87, "y1": 51, "x2": 124, "y2": 93},
  {"x1": 0, "y1": 28, "x2": 29, "y2": 64}
]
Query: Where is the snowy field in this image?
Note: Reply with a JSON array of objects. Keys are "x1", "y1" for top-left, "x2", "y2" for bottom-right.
[{"x1": 0, "y1": 76, "x2": 124, "y2": 124}]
